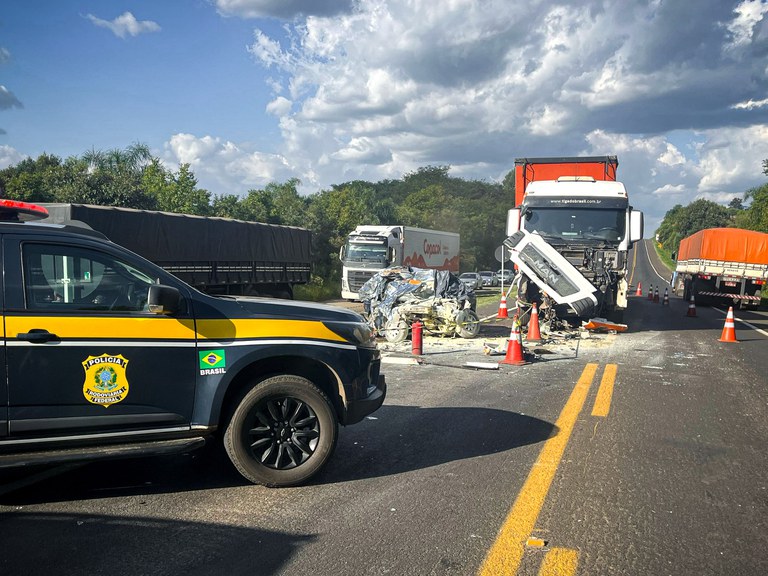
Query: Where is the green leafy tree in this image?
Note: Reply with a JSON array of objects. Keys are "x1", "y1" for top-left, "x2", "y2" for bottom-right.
[
  {"x1": 733, "y1": 183, "x2": 768, "y2": 233},
  {"x1": 0, "y1": 153, "x2": 66, "y2": 202},
  {"x1": 210, "y1": 193, "x2": 245, "y2": 219},
  {"x1": 656, "y1": 199, "x2": 731, "y2": 258},
  {"x1": 304, "y1": 182, "x2": 377, "y2": 282}
]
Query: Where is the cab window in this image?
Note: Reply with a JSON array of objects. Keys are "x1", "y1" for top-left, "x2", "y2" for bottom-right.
[{"x1": 23, "y1": 243, "x2": 155, "y2": 312}]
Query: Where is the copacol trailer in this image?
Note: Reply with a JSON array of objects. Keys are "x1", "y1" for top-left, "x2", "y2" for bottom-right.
[
  {"x1": 339, "y1": 225, "x2": 460, "y2": 300},
  {"x1": 505, "y1": 156, "x2": 644, "y2": 323},
  {"x1": 41, "y1": 203, "x2": 311, "y2": 299},
  {"x1": 675, "y1": 227, "x2": 768, "y2": 310}
]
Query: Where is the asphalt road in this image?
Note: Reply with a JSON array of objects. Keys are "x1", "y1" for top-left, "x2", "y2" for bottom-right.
[{"x1": 2, "y1": 240, "x2": 767, "y2": 576}]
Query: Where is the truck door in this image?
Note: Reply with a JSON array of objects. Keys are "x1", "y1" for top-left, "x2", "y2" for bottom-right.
[{"x1": 3, "y1": 236, "x2": 197, "y2": 440}]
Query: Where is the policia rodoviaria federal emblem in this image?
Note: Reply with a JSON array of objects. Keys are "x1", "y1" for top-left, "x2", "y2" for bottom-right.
[{"x1": 82, "y1": 354, "x2": 130, "y2": 407}]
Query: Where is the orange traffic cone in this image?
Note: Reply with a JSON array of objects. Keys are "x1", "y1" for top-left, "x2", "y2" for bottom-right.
[
  {"x1": 500, "y1": 316, "x2": 528, "y2": 365},
  {"x1": 526, "y1": 302, "x2": 542, "y2": 342},
  {"x1": 648, "y1": 284, "x2": 654, "y2": 300},
  {"x1": 497, "y1": 294, "x2": 509, "y2": 319},
  {"x1": 686, "y1": 295, "x2": 697, "y2": 317},
  {"x1": 635, "y1": 281, "x2": 643, "y2": 296},
  {"x1": 718, "y1": 307, "x2": 738, "y2": 342},
  {"x1": 653, "y1": 286, "x2": 659, "y2": 303},
  {"x1": 662, "y1": 288, "x2": 669, "y2": 306}
]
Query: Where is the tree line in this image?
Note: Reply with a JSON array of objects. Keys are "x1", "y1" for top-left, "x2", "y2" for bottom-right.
[
  {"x1": 0, "y1": 144, "x2": 512, "y2": 293},
  {"x1": 655, "y1": 159, "x2": 768, "y2": 260},
  {"x1": 5, "y1": 144, "x2": 765, "y2": 289}
]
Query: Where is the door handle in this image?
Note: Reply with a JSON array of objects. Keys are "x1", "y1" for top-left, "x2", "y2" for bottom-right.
[{"x1": 17, "y1": 329, "x2": 59, "y2": 343}]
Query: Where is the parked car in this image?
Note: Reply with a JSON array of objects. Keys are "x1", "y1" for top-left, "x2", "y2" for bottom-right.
[
  {"x1": 459, "y1": 272, "x2": 482, "y2": 290},
  {"x1": 497, "y1": 269, "x2": 514, "y2": 284},
  {"x1": 479, "y1": 270, "x2": 499, "y2": 287}
]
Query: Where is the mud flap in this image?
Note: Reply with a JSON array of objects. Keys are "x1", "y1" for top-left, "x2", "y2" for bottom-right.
[{"x1": 504, "y1": 230, "x2": 599, "y2": 318}]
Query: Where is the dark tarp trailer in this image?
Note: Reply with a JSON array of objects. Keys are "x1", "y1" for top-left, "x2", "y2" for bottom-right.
[{"x1": 41, "y1": 203, "x2": 311, "y2": 298}]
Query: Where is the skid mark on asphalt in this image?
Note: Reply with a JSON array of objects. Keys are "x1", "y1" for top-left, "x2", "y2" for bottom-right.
[{"x1": 477, "y1": 363, "x2": 599, "y2": 576}]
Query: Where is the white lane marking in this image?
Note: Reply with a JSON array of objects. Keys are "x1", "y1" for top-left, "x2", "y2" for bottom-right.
[
  {"x1": 713, "y1": 307, "x2": 768, "y2": 337},
  {"x1": 642, "y1": 239, "x2": 672, "y2": 284}
]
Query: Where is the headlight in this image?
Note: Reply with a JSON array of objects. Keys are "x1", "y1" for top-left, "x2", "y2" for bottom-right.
[{"x1": 324, "y1": 321, "x2": 377, "y2": 348}]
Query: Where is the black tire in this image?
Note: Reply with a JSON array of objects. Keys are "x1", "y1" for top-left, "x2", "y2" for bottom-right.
[
  {"x1": 455, "y1": 309, "x2": 480, "y2": 338},
  {"x1": 224, "y1": 375, "x2": 338, "y2": 487}
]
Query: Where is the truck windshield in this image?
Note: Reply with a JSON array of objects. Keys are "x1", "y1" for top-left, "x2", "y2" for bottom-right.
[
  {"x1": 523, "y1": 208, "x2": 626, "y2": 242},
  {"x1": 344, "y1": 242, "x2": 388, "y2": 263}
]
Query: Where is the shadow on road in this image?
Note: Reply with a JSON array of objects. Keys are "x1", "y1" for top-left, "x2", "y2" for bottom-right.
[
  {"x1": 0, "y1": 406, "x2": 555, "y2": 502},
  {"x1": 0, "y1": 510, "x2": 310, "y2": 576},
  {"x1": 318, "y1": 404, "x2": 556, "y2": 484}
]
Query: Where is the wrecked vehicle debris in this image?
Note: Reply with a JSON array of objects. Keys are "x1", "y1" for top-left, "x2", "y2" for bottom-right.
[
  {"x1": 359, "y1": 267, "x2": 479, "y2": 343},
  {"x1": 504, "y1": 229, "x2": 601, "y2": 318}
]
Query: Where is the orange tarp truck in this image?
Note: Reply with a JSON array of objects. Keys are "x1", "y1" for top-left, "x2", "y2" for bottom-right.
[{"x1": 675, "y1": 228, "x2": 768, "y2": 309}]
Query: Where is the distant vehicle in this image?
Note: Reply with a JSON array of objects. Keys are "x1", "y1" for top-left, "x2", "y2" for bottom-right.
[
  {"x1": 41, "y1": 203, "x2": 311, "y2": 299},
  {"x1": 675, "y1": 227, "x2": 767, "y2": 309},
  {"x1": 339, "y1": 225, "x2": 460, "y2": 300},
  {"x1": 479, "y1": 271, "x2": 499, "y2": 287},
  {"x1": 496, "y1": 269, "x2": 514, "y2": 284},
  {"x1": 459, "y1": 272, "x2": 482, "y2": 290}
]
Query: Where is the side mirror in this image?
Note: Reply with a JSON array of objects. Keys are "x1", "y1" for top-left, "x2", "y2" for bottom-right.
[
  {"x1": 506, "y1": 208, "x2": 521, "y2": 236},
  {"x1": 339, "y1": 245, "x2": 345, "y2": 260},
  {"x1": 148, "y1": 284, "x2": 181, "y2": 315},
  {"x1": 629, "y1": 210, "x2": 644, "y2": 244}
]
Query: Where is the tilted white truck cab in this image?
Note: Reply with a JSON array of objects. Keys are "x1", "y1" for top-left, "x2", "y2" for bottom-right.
[{"x1": 506, "y1": 177, "x2": 644, "y2": 321}]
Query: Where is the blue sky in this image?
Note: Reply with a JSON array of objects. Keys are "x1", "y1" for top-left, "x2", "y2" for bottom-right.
[{"x1": 2, "y1": 0, "x2": 768, "y2": 233}]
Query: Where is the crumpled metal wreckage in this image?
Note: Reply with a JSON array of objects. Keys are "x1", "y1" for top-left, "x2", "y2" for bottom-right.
[{"x1": 359, "y1": 267, "x2": 479, "y2": 342}]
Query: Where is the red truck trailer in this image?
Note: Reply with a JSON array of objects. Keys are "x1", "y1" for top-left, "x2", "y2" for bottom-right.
[
  {"x1": 675, "y1": 228, "x2": 768, "y2": 309},
  {"x1": 513, "y1": 156, "x2": 618, "y2": 206}
]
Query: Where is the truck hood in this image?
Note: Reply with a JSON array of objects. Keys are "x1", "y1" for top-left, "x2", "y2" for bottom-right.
[
  {"x1": 192, "y1": 294, "x2": 375, "y2": 347},
  {"x1": 226, "y1": 296, "x2": 366, "y2": 323}
]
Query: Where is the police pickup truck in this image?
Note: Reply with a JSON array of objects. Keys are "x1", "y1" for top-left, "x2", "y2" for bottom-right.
[{"x1": 0, "y1": 200, "x2": 385, "y2": 487}]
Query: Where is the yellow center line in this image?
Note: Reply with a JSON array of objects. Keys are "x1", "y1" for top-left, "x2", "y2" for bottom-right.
[
  {"x1": 538, "y1": 547, "x2": 579, "y2": 576},
  {"x1": 477, "y1": 363, "x2": 598, "y2": 576},
  {"x1": 591, "y1": 364, "x2": 618, "y2": 417}
]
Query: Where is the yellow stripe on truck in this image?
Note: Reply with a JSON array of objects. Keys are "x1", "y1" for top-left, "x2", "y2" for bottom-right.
[
  {"x1": 5, "y1": 316, "x2": 347, "y2": 343},
  {"x1": 196, "y1": 319, "x2": 347, "y2": 342},
  {"x1": 6, "y1": 316, "x2": 198, "y2": 340}
]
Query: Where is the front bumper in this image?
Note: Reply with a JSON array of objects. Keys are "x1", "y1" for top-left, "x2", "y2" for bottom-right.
[{"x1": 344, "y1": 373, "x2": 386, "y2": 425}]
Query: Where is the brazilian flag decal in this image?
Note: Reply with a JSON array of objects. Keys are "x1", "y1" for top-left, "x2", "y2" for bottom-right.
[{"x1": 199, "y1": 349, "x2": 226, "y2": 370}]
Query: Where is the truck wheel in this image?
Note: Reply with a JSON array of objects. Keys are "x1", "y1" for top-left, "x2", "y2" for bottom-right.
[
  {"x1": 455, "y1": 309, "x2": 480, "y2": 338},
  {"x1": 224, "y1": 375, "x2": 338, "y2": 487}
]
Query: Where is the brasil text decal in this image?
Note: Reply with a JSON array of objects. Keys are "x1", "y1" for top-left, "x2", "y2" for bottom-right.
[{"x1": 199, "y1": 349, "x2": 226, "y2": 376}]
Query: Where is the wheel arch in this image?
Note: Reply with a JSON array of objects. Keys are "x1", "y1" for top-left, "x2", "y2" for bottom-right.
[{"x1": 216, "y1": 355, "x2": 345, "y2": 433}]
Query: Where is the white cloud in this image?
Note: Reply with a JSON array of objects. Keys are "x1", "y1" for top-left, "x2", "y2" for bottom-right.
[
  {"x1": 697, "y1": 125, "x2": 768, "y2": 193},
  {"x1": 0, "y1": 145, "x2": 26, "y2": 169},
  {"x1": 723, "y1": 0, "x2": 768, "y2": 52},
  {"x1": 164, "y1": 133, "x2": 296, "y2": 194},
  {"x1": 731, "y1": 98, "x2": 768, "y2": 110},
  {"x1": 86, "y1": 12, "x2": 161, "y2": 39},
  {"x1": 215, "y1": 0, "x2": 354, "y2": 19},
  {"x1": 190, "y1": 0, "x2": 768, "y2": 237},
  {"x1": 266, "y1": 96, "x2": 292, "y2": 116},
  {"x1": 0, "y1": 85, "x2": 23, "y2": 110},
  {"x1": 653, "y1": 184, "x2": 686, "y2": 195}
]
